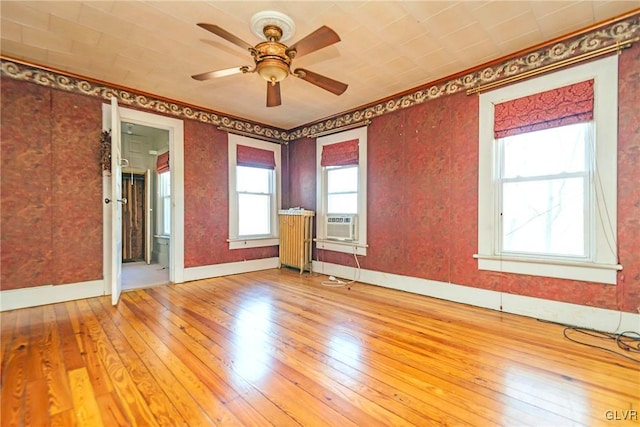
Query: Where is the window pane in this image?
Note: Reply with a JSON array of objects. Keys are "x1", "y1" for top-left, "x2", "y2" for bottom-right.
[
  {"x1": 159, "y1": 171, "x2": 170, "y2": 195},
  {"x1": 158, "y1": 172, "x2": 170, "y2": 236},
  {"x1": 502, "y1": 177, "x2": 585, "y2": 257},
  {"x1": 328, "y1": 193, "x2": 357, "y2": 214},
  {"x1": 162, "y1": 197, "x2": 171, "y2": 235},
  {"x1": 328, "y1": 166, "x2": 358, "y2": 193},
  {"x1": 502, "y1": 123, "x2": 589, "y2": 178},
  {"x1": 237, "y1": 166, "x2": 271, "y2": 193},
  {"x1": 238, "y1": 194, "x2": 270, "y2": 236}
]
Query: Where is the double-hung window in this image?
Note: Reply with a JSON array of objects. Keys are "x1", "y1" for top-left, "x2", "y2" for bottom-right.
[
  {"x1": 476, "y1": 55, "x2": 621, "y2": 284},
  {"x1": 316, "y1": 126, "x2": 368, "y2": 255},
  {"x1": 228, "y1": 134, "x2": 280, "y2": 249},
  {"x1": 498, "y1": 122, "x2": 591, "y2": 258},
  {"x1": 158, "y1": 171, "x2": 171, "y2": 236},
  {"x1": 156, "y1": 150, "x2": 171, "y2": 236}
]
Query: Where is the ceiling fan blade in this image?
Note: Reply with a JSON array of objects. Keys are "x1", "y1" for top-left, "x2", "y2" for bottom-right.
[
  {"x1": 266, "y1": 82, "x2": 282, "y2": 107},
  {"x1": 191, "y1": 66, "x2": 249, "y2": 81},
  {"x1": 287, "y1": 26, "x2": 340, "y2": 58},
  {"x1": 294, "y1": 68, "x2": 348, "y2": 95},
  {"x1": 197, "y1": 23, "x2": 254, "y2": 52}
]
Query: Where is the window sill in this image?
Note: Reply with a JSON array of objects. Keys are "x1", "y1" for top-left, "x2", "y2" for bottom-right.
[
  {"x1": 474, "y1": 254, "x2": 622, "y2": 285},
  {"x1": 315, "y1": 238, "x2": 367, "y2": 256},
  {"x1": 228, "y1": 237, "x2": 279, "y2": 250}
]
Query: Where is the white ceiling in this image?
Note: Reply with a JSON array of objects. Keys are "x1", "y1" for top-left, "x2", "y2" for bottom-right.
[{"x1": 1, "y1": 1, "x2": 639, "y2": 130}]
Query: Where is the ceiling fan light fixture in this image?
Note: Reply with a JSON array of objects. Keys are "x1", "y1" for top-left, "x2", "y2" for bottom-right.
[{"x1": 257, "y1": 58, "x2": 289, "y2": 84}]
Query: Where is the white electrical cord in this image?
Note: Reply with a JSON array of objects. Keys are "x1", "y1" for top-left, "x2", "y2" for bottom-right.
[{"x1": 320, "y1": 250, "x2": 361, "y2": 288}]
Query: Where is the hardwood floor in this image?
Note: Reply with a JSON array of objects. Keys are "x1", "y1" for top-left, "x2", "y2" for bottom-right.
[{"x1": 2, "y1": 268, "x2": 638, "y2": 426}]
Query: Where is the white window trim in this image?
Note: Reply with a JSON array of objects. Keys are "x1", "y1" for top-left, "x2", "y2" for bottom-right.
[
  {"x1": 157, "y1": 167, "x2": 171, "y2": 237},
  {"x1": 228, "y1": 134, "x2": 281, "y2": 250},
  {"x1": 316, "y1": 126, "x2": 368, "y2": 256},
  {"x1": 476, "y1": 55, "x2": 621, "y2": 284}
]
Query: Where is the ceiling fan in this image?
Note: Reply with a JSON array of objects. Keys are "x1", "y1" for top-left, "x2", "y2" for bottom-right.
[{"x1": 191, "y1": 11, "x2": 348, "y2": 107}]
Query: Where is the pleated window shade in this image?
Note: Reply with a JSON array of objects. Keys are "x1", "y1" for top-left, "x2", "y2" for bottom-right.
[
  {"x1": 321, "y1": 139, "x2": 359, "y2": 167},
  {"x1": 494, "y1": 79, "x2": 594, "y2": 139},
  {"x1": 156, "y1": 151, "x2": 170, "y2": 173},
  {"x1": 237, "y1": 144, "x2": 276, "y2": 169}
]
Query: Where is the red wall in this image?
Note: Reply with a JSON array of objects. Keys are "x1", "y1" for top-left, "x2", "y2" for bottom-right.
[
  {"x1": 286, "y1": 137, "x2": 316, "y2": 211},
  {"x1": 291, "y1": 44, "x2": 640, "y2": 313},
  {"x1": 183, "y1": 119, "x2": 278, "y2": 267},
  {"x1": 0, "y1": 78, "x2": 278, "y2": 291},
  {"x1": 1, "y1": 78, "x2": 103, "y2": 290},
  {"x1": 1, "y1": 42, "x2": 637, "y2": 312}
]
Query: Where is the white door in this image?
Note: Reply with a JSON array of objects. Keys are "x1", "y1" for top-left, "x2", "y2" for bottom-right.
[
  {"x1": 111, "y1": 97, "x2": 124, "y2": 305},
  {"x1": 145, "y1": 168, "x2": 152, "y2": 264}
]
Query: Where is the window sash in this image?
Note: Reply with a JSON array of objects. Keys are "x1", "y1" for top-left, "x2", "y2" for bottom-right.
[
  {"x1": 236, "y1": 166, "x2": 274, "y2": 237},
  {"x1": 238, "y1": 193, "x2": 271, "y2": 236},
  {"x1": 495, "y1": 124, "x2": 593, "y2": 260},
  {"x1": 325, "y1": 165, "x2": 359, "y2": 214},
  {"x1": 158, "y1": 171, "x2": 171, "y2": 236}
]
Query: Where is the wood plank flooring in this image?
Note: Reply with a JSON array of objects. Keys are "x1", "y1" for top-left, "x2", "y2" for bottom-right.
[{"x1": 1, "y1": 268, "x2": 639, "y2": 426}]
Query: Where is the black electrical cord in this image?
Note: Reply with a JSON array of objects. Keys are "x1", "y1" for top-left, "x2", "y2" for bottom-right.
[{"x1": 561, "y1": 325, "x2": 640, "y2": 363}]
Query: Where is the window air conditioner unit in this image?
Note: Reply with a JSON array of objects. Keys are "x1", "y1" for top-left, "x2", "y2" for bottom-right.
[{"x1": 326, "y1": 214, "x2": 357, "y2": 241}]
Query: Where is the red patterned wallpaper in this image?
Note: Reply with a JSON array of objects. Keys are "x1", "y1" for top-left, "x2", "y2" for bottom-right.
[
  {"x1": 302, "y1": 44, "x2": 640, "y2": 313},
  {"x1": 182, "y1": 120, "x2": 278, "y2": 268},
  {"x1": 286, "y1": 137, "x2": 316, "y2": 211},
  {"x1": 617, "y1": 42, "x2": 640, "y2": 312},
  {"x1": 1, "y1": 78, "x2": 103, "y2": 290},
  {"x1": 1, "y1": 41, "x2": 637, "y2": 312}
]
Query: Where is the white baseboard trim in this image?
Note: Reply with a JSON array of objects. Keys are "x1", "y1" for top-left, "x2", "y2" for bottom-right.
[
  {"x1": 312, "y1": 261, "x2": 640, "y2": 334},
  {"x1": 183, "y1": 257, "x2": 279, "y2": 282},
  {"x1": 0, "y1": 280, "x2": 105, "y2": 312}
]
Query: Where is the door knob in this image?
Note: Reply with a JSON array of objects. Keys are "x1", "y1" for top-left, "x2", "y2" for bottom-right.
[{"x1": 105, "y1": 198, "x2": 128, "y2": 204}]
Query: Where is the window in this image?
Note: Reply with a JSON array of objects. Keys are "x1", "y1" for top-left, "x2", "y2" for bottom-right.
[
  {"x1": 157, "y1": 171, "x2": 171, "y2": 236},
  {"x1": 476, "y1": 55, "x2": 620, "y2": 284},
  {"x1": 228, "y1": 134, "x2": 281, "y2": 249},
  {"x1": 237, "y1": 166, "x2": 273, "y2": 236},
  {"x1": 316, "y1": 126, "x2": 368, "y2": 255},
  {"x1": 498, "y1": 123, "x2": 591, "y2": 258},
  {"x1": 327, "y1": 165, "x2": 358, "y2": 214},
  {"x1": 156, "y1": 150, "x2": 171, "y2": 237}
]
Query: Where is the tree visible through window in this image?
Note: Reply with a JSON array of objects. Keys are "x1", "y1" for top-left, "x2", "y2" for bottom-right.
[
  {"x1": 498, "y1": 122, "x2": 591, "y2": 258},
  {"x1": 476, "y1": 55, "x2": 620, "y2": 284}
]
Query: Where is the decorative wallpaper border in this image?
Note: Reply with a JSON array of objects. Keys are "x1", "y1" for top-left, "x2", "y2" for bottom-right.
[
  {"x1": 289, "y1": 13, "x2": 639, "y2": 140},
  {"x1": 0, "y1": 60, "x2": 288, "y2": 143},
  {"x1": 1, "y1": 14, "x2": 638, "y2": 144}
]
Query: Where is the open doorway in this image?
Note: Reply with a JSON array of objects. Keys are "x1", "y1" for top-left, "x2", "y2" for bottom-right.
[
  {"x1": 102, "y1": 102, "x2": 184, "y2": 302},
  {"x1": 120, "y1": 123, "x2": 170, "y2": 291}
]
